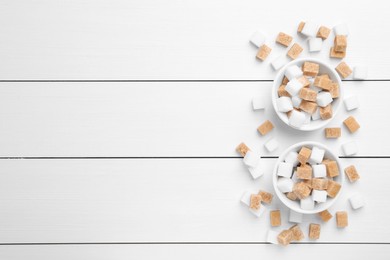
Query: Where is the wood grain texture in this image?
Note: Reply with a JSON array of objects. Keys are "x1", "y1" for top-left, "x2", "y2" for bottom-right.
[
  {"x1": 0, "y1": 0, "x2": 386, "y2": 80},
  {"x1": 0, "y1": 81, "x2": 385, "y2": 157},
  {"x1": 0, "y1": 158, "x2": 387, "y2": 243}
]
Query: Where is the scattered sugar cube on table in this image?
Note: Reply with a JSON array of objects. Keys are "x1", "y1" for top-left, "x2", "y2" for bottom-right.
[
  {"x1": 334, "y1": 23, "x2": 349, "y2": 36},
  {"x1": 330, "y1": 47, "x2": 346, "y2": 59},
  {"x1": 266, "y1": 230, "x2": 280, "y2": 244},
  {"x1": 336, "y1": 62, "x2": 353, "y2": 78},
  {"x1": 342, "y1": 141, "x2": 358, "y2": 155},
  {"x1": 241, "y1": 191, "x2": 267, "y2": 217},
  {"x1": 301, "y1": 22, "x2": 318, "y2": 37},
  {"x1": 252, "y1": 96, "x2": 266, "y2": 110},
  {"x1": 297, "y1": 22, "x2": 305, "y2": 33},
  {"x1": 344, "y1": 165, "x2": 360, "y2": 182},
  {"x1": 317, "y1": 26, "x2": 331, "y2": 39},
  {"x1": 250, "y1": 31, "x2": 266, "y2": 47},
  {"x1": 277, "y1": 230, "x2": 293, "y2": 246},
  {"x1": 264, "y1": 137, "x2": 279, "y2": 152},
  {"x1": 258, "y1": 120, "x2": 274, "y2": 135},
  {"x1": 289, "y1": 209, "x2": 303, "y2": 223},
  {"x1": 243, "y1": 150, "x2": 260, "y2": 168},
  {"x1": 276, "y1": 32, "x2": 293, "y2": 47},
  {"x1": 309, "y1": 223, "x2": 321, "y2": 240},
  {"x1": 287, "y1": 43, "x2": 303, "y2": 60},
  {"x1": 343, "y1": 116, "x2": 360, "y2": 133},
  {"x1": 318, "y1": 210, "x2": 333, "y2": 222},
  {"x1": 256, "y1": 44, "x2": 272, "y2": 61},
  {"x1": 258, "y1": 190, "x2": 273, "y2": 204},
  {"x1": 271, "y1": 55, "x2": 289, "y2": 70},
  {"x1": 308, "y1": 37, "x2": 322, "y2": 52},
  {"x1": 240, "y1": 191, "x2": 252, "y2": 206},
  {"x1": 349, "y1": 193, "x2": 365, "y2": 209},
  {"x1": 325, "y1": 127, "x2": 341, "y2": 138},
  {"x1": 344, "y1": 95, "x2": 359, "y2": 111},
  {"x1": 289, "y1": 224, "x2": 304, "y2": 241},
  {"x1": 334, "y1": 35, "x2": 347, "y2": 52},
  {"x1": 278, "y1": 177, "x2": 294, "y2": 193},
  {"x1": 270, "y1": 210, "x2": 281, "y2": 227},
  {"x1": 250, "y1": 194, "x2": 262, "y2": 210},
  {"x1": 353, "y1": 66, "x2": 368, "y2": 80},
  {"x1": 236, "y1": 142, "x2": 250, "y2": 156},
  {"x1": 336, "y1": 211, "x2": 348, "y2": 228},
  {"x1": 248, "y1": 163, "x2": 264, "y2": 179}
]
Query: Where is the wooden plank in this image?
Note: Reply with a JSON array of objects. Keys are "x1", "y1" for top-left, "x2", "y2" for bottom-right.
[
  {"x1": 0, "y1": 244, "x2": 389, "y2": 260},
  {"x1": 0, "y1": 158, "x2": 387, "y2": 243},
  {"x1": 0, "y1": 0, "x2": 386, "y2": 80},
  {"x1": 0, "y1": 81, "x2": 386, "y2": 157}
]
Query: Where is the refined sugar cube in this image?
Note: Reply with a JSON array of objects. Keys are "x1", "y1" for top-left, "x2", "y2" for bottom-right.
[
  {"x1": 250, "y1": 31, "x2": 266, "y2": 47},
  {"x1": 353, "y1": 66, "x2": 368, "y2": 80},
  {"x1": 266, "y1": 230, "x2": 280, "y2": 244},
  {"x1": 256, "y1": 44, "x2": 272, "y2": 61},
  {"x1": 344, "y1": 95, "x2": 359, "y2": 111},
  {"x1": 257, "y1": 120, "x2": 274, "y2": 135},
  {"x1": 320, "y1": 104, "x2": 333, "y2": 120},
  {"x1": 278, "y1": 177, "x2": 294, "y2": 193},
  {"x1": 327, "y1": 180, "x2": 341, "y2": 198},
  {"x1": 336, "y1": 62, "x2": 352, "y2": 78},
  {"x1": 302, "y1": 62, "x2": 319, "y2": 77},
  {"x1": 248, "y1": 162, "x2": 264, "y2": 179},
  {"x1": 343, "y1": 115, "x2": 360, "y2": 133},
  {"x1": 342, "y1": 141, "x2": 358, "y2": 155},
  {"x1": 325, "y1": 128, "x2": 341, "y2": 138},
  {"x1": 258, "y1": 190, "x2": 273, "y2": 204},
  {"x1": 312, "y1": 190, "x2": 327, "y2": 203},
  {"x1": 309, "y1": 223, "x2": 321, "y2": 240},
  {"x1": 318, "y1": 210, "x2": 333, "y2": 222},
  {"x1": 298, "y1": 76, "x2": 311, "y2": 87},
  {"x1": 312, "y1": 164, "x2": 326, "y2": 178},
  {"x1": 310, "y1": 147, "x2": 325, "y2": 164},
  {"x1": 240, "y1": 191, "x2": 252, "y2": 206},
  {"x1": 236, "y1": 142, "x2": 250, "y2": 156},
  {"x1": 317, "y1": 92, "x2": 333, "y2": 107},
  {"x1": 271, "y1": 55, "x2": 289, "y2": 70},
  {"x1": 276, "y1": 32, "x2": 293, "y2": 47},
  {"x1": 250, "y1": 206, "x2": 266, "y2": 218},
  {"x1": 293, "y1": 182, "x2": 311, "y2": 199},
  {"x1": 289, "y1": 224, "x2": 305, "y2": 241},
  {"x1": 298, "y1": 146, "x2": 312, "y2": 164},
  {"x1": 334, "y1": 23, "x2": 349, "y2": 36},
  {"x1": 300, "y1": 197, "x2": 315, "y2": 210},
  {"x1": 277, "y1": 162, "x2": 294, "y2": 178},
  {"x1": 270, "y1": 210, "x2": 281, "y2": 227},
  {"x1": 291, "y1": 96, "x2": 302, "y2": 108},
  {"x1": 278, "y1": 84, "x2": 291, "y2": 97},
  {"x1": 289, "y1": 110, "x2": 306, "y2": 128},
  {"x1": 312, "y1": 178, "x2": 328, "y2": 190},
  {"x1": 285, "y1": 65, "x2": 304, "y2": 80},
  {"x1": 287, "y1": 43, "x2": 303, "y2": 60},
  {"x1": 301, "y1": 22, "x2": 318, "y2": 37},
  {"x1": 336, "y1": 211, "x2": 348, "y2": 228},
  {"x1": 344, "y1": 165, "x2": 360, "y2": 182},
  {"x1": 243, "y1": 150, "x2": 260, "y2": 168},
  {"x1": 289, "y1": 210, "x2": 303, "y2": 223},
  {"x1": 334, "y1": 35, "x2": 347, "y2": 52},
  {"x1": 349, "y1": 193, "x2": 365, "y2": 209},
  {"x1": 285, "y1": 78, "x2": 304, "y2": 96},
  {"x1": 277, "y1": 230, "x2": 293, "y2": 246},
  {"x1": 330, "y1": 47, "x2": 346, "y2": 59},
  {"x1": 250, "y1": 194, "x2": 262, "y2": 210},
  {"x1": 264, "y1": 138, "x2": 279, "y2": 152},
  {"x1": 311, "y1": 108, "x2": 321, "y2": 120},
  {"x1": 308, "y1": 38, "x2": 322, "y2": 52},
  {"x1": 303, "y1": 112, "x2": 311, "y2": 125},
  {"x1": 252, "y1": 96, "x2": 266, "y2": 110},
  {"x1": 276, "y1": 96, "x2": 293, "y2": 112},
  {"x1": 285, "y1": 151, "x2": 299, "y2": 166},
  {"x1": 317, "y1": 26, "x2": 331, "y2": 39}
]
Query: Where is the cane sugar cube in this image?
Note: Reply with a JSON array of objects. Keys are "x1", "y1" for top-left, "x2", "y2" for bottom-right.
[
  {"x1": 289, "y1": 224, "x2": 305, "y2": 241},
  {"x1": 256, "y1": 44, "x2": 272, "y2": 61},
  {"x1": 311, "y1": 108, "x2": 321, "y2": 121},
  {"x1": 243, "y1": 150, "x2": 260, "y2": 168},
  {"x1": 329, "y1": 82, "x2": 340, "y2": 98},
  {"x1": 334, "y1": 23, "x2": 349, "y2": 36},
  {"x1": 278, "y1": 178, "x2": 294, "y2": 193},
  {"x1": 343, "y1": 116, "x2": 360, "y2": 133},
  {"x1": 317, "y1": 26, "x2": 331, "y2": 39},
  {"x1": 298, "y1": 21, "x2": 305, "y2": 33},
  {"x1": 334, "y1": 35, "x2": 347, "y2": 52},
  {"x1": 310, "y1": 147, "x2": 325, "y2": 164},
  {"x1": 308, "y1": 38, "x2": 322, "y2": 52},
  {"x1": 277, "y1": 229, "x2": 293, "y2": 246},
  {"x1": 301, "y1": 22, "x2": 318, "y2": 37},
  {"x1": 236, "y1": 142, "x2": 250, "y2": 156},
  {"x1": 299, "y1": 100, "x2": 318, "y2": 114},
  {"x1": 302, "y1": 62, "x2": 319, "y2": 77},
  {"x1": 276, "y1": 32, "x2": 293, "y2": 47},
  {"x1": 344, "y1": 165, "x2": 360, "y2": 183},
  {"x1": 309, "y1": 223, "x2": 321, "y2": 240},
  {"x1": 289, "y1": 210, "x2": 303, "y2": 224},
  {"x1": 314, "y1": 76, "x2": 332, "y2": 91},
  {"x1": 299, "y1": 88, "x2": 317, "y2": 102},
  {"x1": 266, "y1": 230, "x2": 280, "y2": 244},
  {"x1": 285, "y1": 65, "x2": 303, "y2": 80},
  {"x1": 271, "y1": 55, "x2": 289, "y2": 70},
  {"x1": 312, "y1": 178, "x2": 328, "y2": 190},
  {"x1": 257, "y1": 120, "x2": 274, "y2": 135},
  {"x1": 317, "y1": 92, "x2": 333, "y2": 107},
  {"x1": 277, "y1": 162, "x2": 294, "y2": 178},
  {"x1": 320, "y1": 104, "x2": 333, "y2": 120},
  {"x1": 289, "y1": 109, "x2": 306, "y2": 128},
  {"x1": 312, "y1": 164, "x2": 327, "y2": 178},
  {"x1": 349, "y1": 193, "x2": 365, "y2": 209},
  {"x1": 250, "y1": 31, "x2": 266, "y2": 47},
  {"x1": 287, "y1": 191, "x2": 298, "y2": 201},
  {"x1": 300, "y1": 197, "x2": 315, "y2": 210},
  {"x1": 344, "y1": 95, "x2": 359, "y2": 111},
  {"x1": 293, "y1": 182, "x2": 311, "y2": 199},
  {"x1": 287, "y1": 43, "x2": 303, "y2": 60},
  {"x1": 342, "y1": 141, "x2": 358, "y2": 155},
  {"x1": 248, "y1": 163, "x2": 264, "y2": 179},
  {"x1": 336, "y1": 62, "x2": 352, "y2": 78},
  {"x1": 278, "y1": 85, "x2": 291, "y2": 97},
  {"x1": 250, "y1": 194, "x2": 262, "y2": 210},
  {"x1": 336, "y1": 211, "x2": 348, "y2": 228},
  {"x1": 297, "y1": 165, "x2": 313, "y2": 180},
  {"x1": 330, "y1": 47, "x2": 346, "y2": 59},
  {"x1": 323, "y1": 160, "x2": 339, "y2": 177},
  {"x1": 265, "y1": 138, "x2": 279, "y2": 152},
  {"x1": 285, "y1": 151, "x2": 299, "y2": 167},
  {"x1": 318, "y1": 210, "x2": 333, "y2": 222},
  {"x1": 252, "y1": 96, "x2": 266, "y2": 111},
  {"x1": 353, "y1": 66, "x2": 368, "y2": 80},
  {"x1": 327, "y1": 180, "x2": 341, "y2": 198},
  {"x1": 282, "y1": 76, "x2": 289, "y2": 85},
  {"x1": 292, "y1": 96, "x2": 302, "y2": 109},
  {"x1": 298, "y1": 76, "x2": 311, "y2": 87},
  {"x1": 298, "y1": 146, "x2": 312, "y2": 164},
  {"x1": 285, "y1": 78, "x2": 304, "y2": 96},
  {"x1": 270, "y1": 210, "x2": 281, "y2": 227},
  {"x1": 276, "y1": 96, "x2": 293, "y2": 112},
  {"x1": 258, "y1": 190, "x2": 273, "y2": 204},
  {"x1": 312, "y1": 190, "x2": 327, "y2": 203},
  {"x1": 325, "y1": 127, "x2": 341, "y2": 138}
]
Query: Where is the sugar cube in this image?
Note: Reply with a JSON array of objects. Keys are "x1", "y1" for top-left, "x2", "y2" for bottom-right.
[
  {"x1": 318, "y1": 210, "x2": 333, "y2": 222},
  {"x1": 276, "y1": 32, "x2": 293, "y2": 47},
  {"x1": 256, "y1": 44, "x2": 272, "y2": 61},
  {"x1": 285, "y1": 65, "x2": 304, "y2": 80},
  {"x1": 349, "y1": 193, "x2": 365, "y2": 209},
  {"x1": 291, "y1": 96, "x2": 302, "y2": 108},
  {"x1": 248, "y1": 163, "x2": 264, "y2": 179},
  {"x1": 250, "y1": 205, "x2": 267, "y2": 218},
  {"x1": 285, "y1": 78, "x2": 304, "y2": 96},
  {"x1": 334, "y1": 35, "x2": 347, "y2": 52},
  {"x1": 301, "y1": 22, "x2": 318, "y2": 37},
  {"x1": 329, "y1": 82, "x2": 340, "y2": 98},
  {"x1": 271, "y1": 55, "x2": 289, "y2": 70},
  {"x1": 270, "y1": 210, "x2": 281, "y2": 227},
  {"x1": 299, "y1": 88, "x2": 317, "y2": 102},
  {"x1": 317, "y1": 26, "x2": 331, "y2": 39},
  {"x1": 264, "y1": 138, "x2": 279, "y2": 152},
  {"x1": 297, "y1": 22, "x2": 305, "y2": 33},
  {"x1": 330, "y1": 47, "x2": 346, "y2": 59},
  {"x1": 289, "y1": 224, "x2": 305, "y2": 241},
  {"x1": 312, "y1": 178, "x2": 328, "y2": 190},
  {"x1": 257, "y1": 120, "x2": 274, "y2": 135},
  {"x1": 302, "y1": 61, "x2": 319, "y2": 77},
  {"x1": 344, "y1": 95, "x2": 359, "y2": 111},
  {"x1": 336, "y1": 211, "x2": 348, "y2": 228},
  {"x1": 243, "y1": 150, "x2": 260, "y2": 168},
  {"x1": 319, "y1": 104, "x2": 333, "y2": 120},
  {"x1": 289, "y1": 210, "x2": 303, "y2": 223},
  {"x1": 311, "y1": 108, "x2": 321, "y2": 120},
  {"x1": 287, "y1": 192, "x2": 298, "y2": 201},
  {"x1": 342, "y1": 141, "x2": 358, "y2": 155},
  {"x1": 312, "y1": 190, "x2": 327, "y2": 203},
  {"x1": 298, "y1": 76, "x2": 311, "y2": 87},
  {"x1": 312, "y1": 164, "x2": 327, "y2": 178},
  {"x1": 277, "y1": 230, "x2": 293, "y2": 246},
  {"x1": 287, "y1": 43, "x2": 303, "y2": 60},
  {"x1": 293, "y1": 182, "x2": 311, "y2": 199},
  {"x1": 323, "y1": 160, "x2": 339, "y2": 177},
  {"x1": 308, "y1": 38, "x2": 322, "y2": 52},
  {"x1": 285, "y1": 151, "x2": 299, "y2": 166},
  {"x1": 277, "y1": 177, "x2": 294, "y2": 193},
  {"x1": 277, "y1": 162, "x2": 294, "y2": 178},
  {"x1": 325, "y1": 127, "x2": 341, "y2": 138},
  {"x1": 310, "y1": 147, "x2": 325, "y2": 164},
  {"x1": 353, "y1": 66, "x2": 368, "y2": 80},
  {"x1": 278, "y1": 84, "x2": 291, "y2": 97},
  {"x1": 250, "y1": 31, "x2": 266, "y2": 47},
  {"x1": 258, "y1": 190, "x2": 273, "y2": 204},
  {"x1": 252, "y1": 96, "x2": 266, "y2": 110},
  {"x1": 327, "y1": 180, "x2": 341, "y2": 198},
  {"x1": 250, "y1": 194, "x2": 262, "y2": 210},
  {"x1": 297, "y1": 164, "x2": 312, "y2": 180},
  {"x1": 317, "y1": 92, "x2": 333, "y2": 107},
  {"x1": 300, "y1": 197, "x2": 315, "y2": 210},
  {"x1": 289, "y1": 110, "x2": 306, "y2": 128},
  {"x1": 299, "y1": 100, "x2": 318, "y2": 114},
  {"x1": 314, "y1": 76, "x2": 332, "y2": 90},
  {"x1": 336, "y1": 62, "x2": 352, "y2": 79},
  {"x1": 344, "y1": 165, "x2": 360, "y2": 182},
  {"x1": 298, "y1": 146, "x2": 312, "y2": 164},
  {"x1": 240, "y1": 191, "x2": 252, "y2": 206},
  {"x1": 309, "y1": 223, "x2": 321, "y2": 240},
  {"x1": 334, "y1": 23, "x2": 349, "y2": 36},
  {"x1": 236, "y1": 142, "x2": 250, "y2": 156},
  {"x1": 266, "y1": 230, "x2": 280, "y2": 244},
  {"x1": 276, "y1": 96, "x2": 293, "y2": 112},
  {"x1": 303, "y1": 112, "x2": 311, "y2": 125}
]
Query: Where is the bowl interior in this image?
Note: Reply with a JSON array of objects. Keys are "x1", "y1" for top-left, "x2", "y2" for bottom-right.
[
  {"x1": 272, "y1": 141, "x2": 344, "y2": 214},
  {"x1": 272, "y1": 58, "x2": 342, "y2": 131}
]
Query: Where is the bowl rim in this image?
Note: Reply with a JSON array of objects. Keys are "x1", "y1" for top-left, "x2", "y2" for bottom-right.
[
  {"x1": 272, "y1": 141, "x2": 344, "y2": 214},
  {"x1": 272, "y1": 58, "x2": 343, "y2": 131}
]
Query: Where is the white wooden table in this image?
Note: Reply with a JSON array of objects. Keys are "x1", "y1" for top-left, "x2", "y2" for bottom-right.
[{"x1": 0, "y1": 0, "x2": 389, "y2": 259}]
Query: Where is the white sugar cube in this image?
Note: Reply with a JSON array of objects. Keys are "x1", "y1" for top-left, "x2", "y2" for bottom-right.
[
  {"x1": 276, "y1": 96, "x2": 293, "y2": 112},
  {"x1": 285, "y1": 78, "x2": 304, "y2": 96},
  {"x1": 316, "y1": 92, "x2": 333, "y2": 107},
  {"x1": 353, "y1": 66, "x2": 367, "y2": 80},
  {"x1": 312, "y1": 164, "x2": 327, "y2": 178},
  {"x1": 277, "y1": 162, "x2": 293, "y2": 178},
  {"x1": 285, "y1": 65, "x2": 304, "y2": 80},
  {"x1": 291, "y1": 170, "x2": 298, "y2": 182},
  {"x1": 266, "y1": 230, "x2": 279, "y2": 244},
  {"x1": 308, "y1": 38, "x2": 322, "y2": 52},
  {"x1": 311, "y1": 108, "x2": 321, "y2": 121},
  {"x1": 285, "y1": 151, "x2": 299, "y2": 166},
  {"x1": 334, "y1": 23, "x2": 349, "y2": 36},
  {"x1": 250, "y1": 31, "x2": 266, "y2": 47},
  {"x1": 248, "y1": 163, "x2": 264, "y2": 179},
  {"x1": 312, "y1": 190, "x2": 327, "y2": 203},
  {"x1": 240, "y1": 191, "x2": 252, "y2": 206},
  {"x1": 271, "y1": 55, "x2": 288, "y2": 71},
  {"x1": 310, "y1": 85, "x2": 322, "y2": 93},
  {"x1": 291, "y1": 96, "x2": 302, "y2": 108},
  {"x1": 310, "y1": 146, "x2": 325, "y2": 164},
  {"x1": 252, "y1": 96, "x2": 266, "y2": 110},
  {"x1": 342, "y1": 141, "x2": 358, "y2": 155},
  {"x1": 303, "y1": 112, "x2": 311, "y2": 125},
  {"x1": 249, "y1": 205, "x2": 267, "y2": 218},
  {"x1": 301, "y1": 22, "x2": 319, "y2": 37},
  {"x1": 264, "y1": 138, "x2": 279, "y2": 152},
  {"x1": 243, "y1": 150, "x2": 260, "y2": 168},
  {"x1": 349, "y1": 193, "x2": 365, "y2": 210},
  {"x1": 300, "y1": 196, "x2": 315, "y2": 210},
  {"x1": 344, "y1": 95, "x2": 359, "y2": 111},
  {"x1": 289, "y1": 110, "x2": 306, "y2": 128},
  {"x1": 289, "y1": 209, "x2": 303, "y2": 223},
  {"x1": 277, "y1": 177, "x2": 294, "y2": 193}
]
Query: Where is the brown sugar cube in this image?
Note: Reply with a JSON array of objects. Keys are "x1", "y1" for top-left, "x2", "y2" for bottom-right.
[
  {"x1": 278, "y1": 84, "x2": 291, "y2": 97},
  {"x1": 276, "y1": 32, "x2": 293, "y2": 47},
  {"x1": 318, "y1": 210, "x2": 333, "y2": 222},
  {"x1": 330, "y1": 47, "x2": 346, "y2": 59},
  {"x1": 320, "y1": 104, "x2": 333, "y2": 120},
  {"x1": 286, "y1": 191, "x2": 298, "y2": 201},
  {"x1": 327, "y1": 180, "x2": 341, "y2": 198},
  {"x1": 256, "y1": 44, "x2": 272, "y2": 61},
  {"x1": 299, "y1": 88, "x2": 317, "y2": 102},
  {"x1": 297, "y1": 164, "x2": 313, "y2": 180},
  {"x1": 257, "y1": 120, "x2": 274, "y2": 136},
  {"x1": 258, "y1": 190, "x2": 273, "y2": 204},
  {"x1": 270, "y1": 210, "x2": 281, "y2": 227},
  {"x1": 236, "y1": 143, "x2": 250, "y2": 156},
  {"x1": 277, "y1": 230, "x2": 293, "y2": 246},
  {"x1": 250, "y1": 194, "x2": 262, "y2": 210},
  {"x1": 298, "y1": 146, "x2": 312, "y2": 164},
  {"x1": 302, "y1": 179, "x2": 313, "y2": 189},
  {"x1": 302, "y1": 62, "x2": 319, "y2": 77},
  {"x1": 293, "y1": 182, "x2": 311, "y2": 199},
  {"x1": 297, "y1": 21, "x2": 305, "y2": 33},
  {"x1": 336, "y1": 62, "x2": 352, "y2": 79},
  {"x1": 344, "y1": 165, "x2": 360, "y2": 182},
  {"x1": 299, "y1": 100, "x2": 318, "y2": 114},
  {"x1": 334, "y1": 35, "x2": 347, "y2": 52},
  {"x1": 309, "y1": 223, "x2": 321, "y2": 240},
  {"x1": 317, "y1": 26, "x2": 331, "y2": 39},
  {"x1": 289, "y1": 224, "x2": 304, "y2": 241},
  {"x1": 325, "y1": 127, "x2": 341, "y2": 139},
  {"x1": 287, "y1": 43, "x2": 303, "y2": 60},
  {"x1": 343, "y1": 116, "x2": 360, "y2": 133},
  {"x1": 282, "y1": 76, "x2": 289, "y2": 85},
  {"x1": 314, "y1": 76, "x2": 332, "y2": 90},
  {"x1": 323, "y1": 160, "x2": 339, "y2": 177},
  {"x1": 329, "y1": 82, "x2": 340, "y2": 98},
  {"x1": 312, "y1": 178, "x2": 328, "y2": 190},
  {"x1": 336, "y1": 211, "x2": 348, "y2": 228},
  {"x1": 298, "y1": 76, "x2": 311, "y2": 87}
]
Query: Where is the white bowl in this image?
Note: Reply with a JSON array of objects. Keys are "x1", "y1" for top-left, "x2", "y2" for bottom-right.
[
  {"x1": 272, "y1": 58, "x2": 342, "y2": 131},
  {"x1": 272, "y1": 141, "x2": 344, "y2": 214}
]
